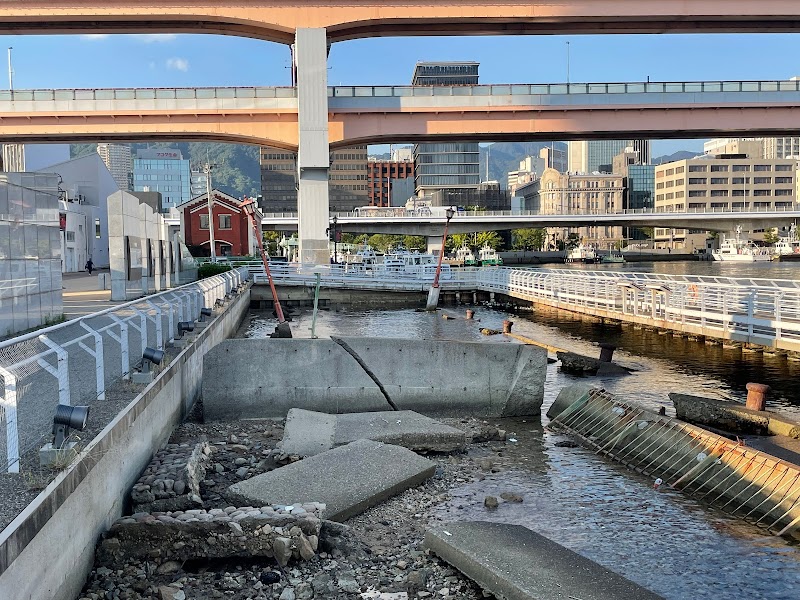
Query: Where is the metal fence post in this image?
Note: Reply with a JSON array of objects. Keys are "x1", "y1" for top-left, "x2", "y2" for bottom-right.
[
  {"x1": 108, "y1": 314, "x2": 131, "y2": 379},
  {"x1": 146, "y1": 301, "x2": 164, "y2": 349},
  {"x1": 78, "y1": 321, "x2": 106, "y2": 401},
  {"x1": 131, "y1": 308, "x2": 149, "y2": 359},
  {"x1": 0, "y1": 366, "x2": 19, "y2": 473},
  {"x1": 38, "y1": 335, "x2": 71, "y2": 406}
]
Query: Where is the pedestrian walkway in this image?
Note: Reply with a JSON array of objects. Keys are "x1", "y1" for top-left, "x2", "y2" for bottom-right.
[{"x1": 61, "y1": 270, "x2": 117, "y2": 320}]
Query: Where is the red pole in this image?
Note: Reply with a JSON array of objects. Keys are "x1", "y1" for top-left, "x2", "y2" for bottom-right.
[
  {"x1": 248, "y1": 210, "x2": 285, "y2": 323},
  {"x1": 431, "y1": 214, "x2": 452, "y2": 290}
]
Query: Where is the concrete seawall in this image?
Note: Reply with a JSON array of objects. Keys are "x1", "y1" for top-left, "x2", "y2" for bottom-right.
[
  {"x1": 202, "y1": 337, "x2": 547, "y2": 421},
  {"x1": 0, "y1": 286, "x2": 250, "y2": 600}
]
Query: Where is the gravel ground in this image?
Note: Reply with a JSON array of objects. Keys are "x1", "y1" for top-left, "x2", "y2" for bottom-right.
[
  {"x1": 77, "y1": 408, "x2": 534, "y2": 600},
  {"x1": 0, "y1": 348, "x2": 178, "y2": 532}
]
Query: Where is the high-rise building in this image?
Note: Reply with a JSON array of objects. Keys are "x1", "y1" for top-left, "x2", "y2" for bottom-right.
[
  {"x1": 539, "y1": 146, "x2": 567, "y2": 172},
  {"x1": 132, "y1": 148, "x2": 191, "y2": 212},
  {"x1": 1, "y1": 143, "x2": 71, "y2": 172},
  {"x1": 507, "y1": 155, "x2": 546, "y2": 197},
  {"x1": 368, "y1": 158, "x2": 414, "y2": 207},
  {"x1": 412, "y1": 62, "x2": 481, "y2": 197},
  {"x1": 704, "y1": 138, "x2": 764, "y2": 158},
  {"x1": 97, "y1": 143, "x2": 132, "y2": 191},
  {"x1": 763, "y1": 137, "x2": 800, "y2": 159},
  {"x1": 258, "y1": 145, "x2": 369, "y2": 212},
  {"x1": 568, "y1": 140, "x2": 649, "y2": 173}
]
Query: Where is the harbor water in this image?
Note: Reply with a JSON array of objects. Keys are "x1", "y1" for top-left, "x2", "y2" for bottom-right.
[{"x1": 245, "y1": 260, "x2": 800, "y2": 599}]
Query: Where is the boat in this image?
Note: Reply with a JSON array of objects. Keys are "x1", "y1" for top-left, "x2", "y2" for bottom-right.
[
  {"x1": 711, "y1": 226, "x2": 771, "y2": 262},
  {"x1": 565, "y1": 244, "x2": 599, "y2": 264},
  {"x1": 454, "y1": 245, "x2": 478, "y2": 267},
  {"x1": 601, "y1": 250, "x2": 626, "y2": 264},
  {"x1": 478, "y1": 244, "x2": 503, "y2": 266},
  {"x1": 383, "y1": 248, "x2": 452, "y2": 280},
  {"x1": 343, "y1": 244, "x2": 380, "y2": 274},
  {"x1": 772, "y1": 224, "x2": 800, "y2": 260}
]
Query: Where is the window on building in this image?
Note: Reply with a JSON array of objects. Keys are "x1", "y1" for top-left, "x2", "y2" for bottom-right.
[
  {"x1": 688, "y1": 178, "x2": 707, "y2": 185},
  {"x1": 710, "y1": 202, "x2": 729, "y2": 208},
  {"x1": 688, "y1": 190, "x2": 707, "y2": 197},
  {"x1": 732, "y1": 190, "x2": 747, "y2": 197},
  {"x1": 710, "y1": 165, "x2": 728, "y2": 172},
  {"x1": 753, "y1": 177, "x2": 772, "y2": 184},
  {"x1": 688, "y1": 165, "x2": 707, "y2": 172},
  {"x1": 775, "y1": 164, "x2": 793, "y2": 172},
  {"x1": 754, "y1": 165, "x2": 771, "y2": 172},
  {"x1": 776, "y1": 201, "x2": 793, "y2": 208},
  {"x1": 688, "y1": 202, "x2": 706, "y2": 209},
  {"x1": 710, "y1": 190, "x2": 729, "y2": 197},
  {"x1": 675, "y1": 166, "x2": 685, "y2": 174},
  {"x1": 776, "y1": 177, "x2": 793, "y2": 184},
  {"x1": 775, "y1": 189, "x2": 793, "y2": 196},
  {"x1": 666, "y1": 168, "x2": 675, "y2": 176},
  {"x1": 753, "y1": 189, "x2": 772, "y2": 196},
  {"x1": 710, "y1": 178, "x2": 728, "y2": 185},
  {"x1": 732, "y1": 165, "x2": 750, "y2": 172},
  {"x1": 732, "y1": 177, "x2": 750, "y2": 185},
  {"x1": 199, "y1": 214, "x2": 209, "y2": 229},
  {"x1": 95, "y1": 218, "x2": 101, "y2": 239},
  {"x1": 219, "y1": 214, "x2": 232, "y2": 229}
]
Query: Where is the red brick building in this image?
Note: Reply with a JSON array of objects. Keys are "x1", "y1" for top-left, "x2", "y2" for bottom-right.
[
  {"x1": 179, "y1": 190, "x2": 261, "y2": 257},
  {"x1": 367, "y1": 160, "x2": 414, "y2": 207}
]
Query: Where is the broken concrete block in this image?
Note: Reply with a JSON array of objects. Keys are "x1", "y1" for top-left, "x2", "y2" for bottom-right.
[
  {"x1": 131, "y1": 442, "x2": 210, "y2": 513},
  {"x1": 227, "y1": 439, "x2": 436, "y2": 522},
  {"x1": 96, "y1": 506, "x2": 323, "y2": 568},
  {"x1": 425, "y1": 522, "x2": 664, "y2": 600},
  {"x1": 280, "y1": 409, "x2": 468, "y2": 457}
]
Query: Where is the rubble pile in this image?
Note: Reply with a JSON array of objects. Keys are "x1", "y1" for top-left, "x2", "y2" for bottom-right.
[{"x1": 130, "y1": 442, "x2": 211, "y2": 512}]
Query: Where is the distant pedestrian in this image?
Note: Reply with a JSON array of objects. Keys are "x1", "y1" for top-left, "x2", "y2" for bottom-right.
[{"x1": 85, "y1": 258, "x2": 94, "y2": 275}]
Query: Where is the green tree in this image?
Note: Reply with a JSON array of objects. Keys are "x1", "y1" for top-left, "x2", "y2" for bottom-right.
[
  {"x1": 474, "y1": 231, "x2": 503, "y2": 250},
  {"x1": 763, "y1": 228, "x2": 779, "y2": 245},
  {"x1": 512, "y1": 228, "x2": 546, "y2": 251},
  {"x1": 367, "y1": 234, "x2": 400, "y2": 252},
  {"x1": 402, "y1": 235, "x2": 426, "y2": 250},
  {"x1": 446, "y1": 233, "x2": 470, "y2": 252}
]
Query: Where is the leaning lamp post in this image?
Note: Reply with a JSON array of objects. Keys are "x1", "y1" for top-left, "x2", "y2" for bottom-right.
[
  {"x1": 242, "y1": 200, "x2": 291, "y2": 337},
  {"x1": 426, "y1": 207, "x2": 455, "y2": 311}
]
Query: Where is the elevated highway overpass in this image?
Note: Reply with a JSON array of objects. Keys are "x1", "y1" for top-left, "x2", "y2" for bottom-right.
[
  {"x1": 3, "y1": 81, "x2": 800, "y2": 147},
  {"x1": 0, "y1": 1, "x2": 799, "y2": 42},
  {"x1": 163, "y1": 208, "x2": 800, "y2": 237}
]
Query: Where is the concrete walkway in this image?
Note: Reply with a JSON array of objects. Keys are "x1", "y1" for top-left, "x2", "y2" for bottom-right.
[{"x1": 61, "y1": 270, "x2": 117, "y2": 320}]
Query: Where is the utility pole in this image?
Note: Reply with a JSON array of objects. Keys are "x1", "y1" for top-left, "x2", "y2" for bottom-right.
[
  {"x1": 7, "y1": 47, "x2": 13, "y2": 95},
  {"x1": 203, "y1": 157, "x2": 216, "y2": 261}
]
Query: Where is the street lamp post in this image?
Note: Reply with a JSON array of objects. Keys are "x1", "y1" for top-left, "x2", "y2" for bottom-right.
[
  {"x1": 331, "y1": 215, "x2": 338, "y2": 264},
  {"x1": 242, "y1": 200, "x2": 291, "y2": 337},
  {"x1": 425, "y1": 207, "x2": 455, "y2": 311}
]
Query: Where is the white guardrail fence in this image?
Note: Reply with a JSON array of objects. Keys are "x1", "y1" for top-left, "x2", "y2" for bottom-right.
[
  {"x1": 0, "y1": 268, "x2": 248, "y2": 473},
  {"x1": 253, "y1": 262, "x2": 800, "y2": 351}
]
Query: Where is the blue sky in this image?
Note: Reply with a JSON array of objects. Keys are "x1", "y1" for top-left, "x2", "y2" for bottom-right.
[{"x1": 3, "y1": 31, "x2": 799, "y2": 156}]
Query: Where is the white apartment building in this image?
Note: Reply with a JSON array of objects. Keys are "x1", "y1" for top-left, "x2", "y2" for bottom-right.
[{"x1": 97, "y1": 143, "x2": 132, "y2": 191}]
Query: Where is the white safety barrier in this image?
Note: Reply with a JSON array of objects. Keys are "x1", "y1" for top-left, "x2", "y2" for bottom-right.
[{"x1": 0, "y1": 267, "x2": 248, "y2": 473}]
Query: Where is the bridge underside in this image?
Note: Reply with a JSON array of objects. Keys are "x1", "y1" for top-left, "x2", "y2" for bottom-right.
[{"x1": 2, "y1": 2, "x2": 800, "y2": 43}]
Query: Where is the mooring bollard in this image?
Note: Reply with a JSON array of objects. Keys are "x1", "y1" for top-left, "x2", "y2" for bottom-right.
[
  {"x1": 745, "y1": 382, "x2": 770, "y2": 411},
  {"x1": 503, "y1": 320, "x2": 513, "y2": 334},
  {"x1": 466, "y1": 309, "x2": 475, "y2": 320},
  {"x1": 598, "y1": 343, "x2": 616, "y2": 363}
]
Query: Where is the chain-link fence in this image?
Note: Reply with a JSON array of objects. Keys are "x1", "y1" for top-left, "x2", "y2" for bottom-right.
[{"x1": 0, "y1": 267, "x2": 248, "y2": 473}]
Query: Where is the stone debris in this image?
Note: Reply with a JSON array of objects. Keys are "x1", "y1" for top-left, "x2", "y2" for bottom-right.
[
  {"x1": 279, "y1": 409, "x2": 468, "y2": 457},
  {"x1": 97, "y1": 504, "x2": 325, "y2": 568},
  {"x1": 557, "y1": 351, "x2": 631, "y2": 376},
  {"x1": 130, "y1": 442, "x2": 211, "y2": 513},
  {"x1": 227, "y1": 439, "x2": 437, "y2": 522}
]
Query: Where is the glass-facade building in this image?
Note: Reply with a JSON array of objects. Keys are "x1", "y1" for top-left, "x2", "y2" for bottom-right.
[
  {"x1": 412, "y1": 62, "x2": 480, "y2": 197},
  {"x1": 626, "y1": 165, "x2": 656, "y2": 210},
  {"x1": 569, "y1": 140, "x2": 650, "y2": 174},
  {"x1": 132, "y1": 148, "x2": 191, "y2": 212}
]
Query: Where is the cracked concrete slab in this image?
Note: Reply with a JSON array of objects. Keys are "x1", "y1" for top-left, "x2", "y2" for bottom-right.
[
  {"x1": 280, "y1": 409, "x2": 468, "y2": 456},
  {"x1": 227, "y1": 439, "x2": 437, "y2": 522}
]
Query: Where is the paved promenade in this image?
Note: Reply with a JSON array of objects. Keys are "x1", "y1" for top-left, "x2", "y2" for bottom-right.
[{"x1": 61, "y1": 270, "x2": 117, "y2": 320}]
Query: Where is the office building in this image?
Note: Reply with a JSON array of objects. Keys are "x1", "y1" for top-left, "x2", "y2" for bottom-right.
[
  {"x1": 568, "y1": 139, "x2": 649, "y2": 173},
  {"x1": 412, "y1": 62, "x2": 481, "y2": 197},
  {"x1": 704, "y1": 138, "x2": 764, "y2": 158},
  {"x1": 428, "y1": 181, "x2": 511, "y2": 211},
  {"x1": 653, "y1": 155, "x2": 796, "y2": 248},
  {"x1": 259, "y1": 145, "x2": 369, "y2": 212},
  {"x1": 97, "y1": 143, "x2": 132, "y2": 191},
  {"x1": 368, "y1": 158, "x2": 414, "y2": 207},
  {"x1": 516, "y1": 168, "x2": 624, "y2": 246},
  {"x1": 539, "y1": 146, "x2": 568, "y2": 173},
  {"x1": 613, "y1": 149, "x2": 655, "y2": 240},
  {"x1": 508, "y1": 156, "x2": 546, "y2": 197},
  {"x1": 763, "y1": 137, "x2": 800, "y2": 159},
  {"x1": 132, "y1": 148, "x2": 191, "y2": 212}
]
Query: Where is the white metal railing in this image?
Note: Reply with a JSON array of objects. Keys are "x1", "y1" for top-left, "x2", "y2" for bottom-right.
[
  {"x1": 262, "y1": 263, "x2": 800, "y2": 350},
  {"x1": 0, "y1": 267, "x2": 248, "y2": 473}
]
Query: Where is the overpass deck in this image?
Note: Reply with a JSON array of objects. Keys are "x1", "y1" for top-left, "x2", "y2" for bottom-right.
[{"x1": 4, "y1": 80, "x2": 800, "y2": 145}]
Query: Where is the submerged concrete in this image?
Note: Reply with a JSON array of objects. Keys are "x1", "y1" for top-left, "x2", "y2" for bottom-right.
[
  {"x1": 280, "y1": 409, "x2": 468, "y2": 456},
  {"x1": 425, "y1": 522, "x2": 663, "y2": 600},
  {"x1": 227, "y1": 440, "x2": 436, "y2": 522},
  {"x1": 670, "y1": 392, "x2": 800, "y2": 438},
  {"x1": 203, "y1": 337, "x2": 547, "y2": 421}
]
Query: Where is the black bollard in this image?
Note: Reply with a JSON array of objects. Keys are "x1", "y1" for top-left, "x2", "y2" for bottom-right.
[{"x1": 598, "y1": 343, "x2": 616, "y2": 363}]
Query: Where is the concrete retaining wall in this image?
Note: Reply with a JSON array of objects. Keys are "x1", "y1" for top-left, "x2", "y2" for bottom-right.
[
  {"x1": 202, "y1": 337, "x2": 547, "y2": 421},
  {"x1": 0, "y1": 285, "x2": 250, "y2": 600}
]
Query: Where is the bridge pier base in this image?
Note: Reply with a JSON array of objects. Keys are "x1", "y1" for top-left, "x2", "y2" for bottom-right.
[{"x1": 296, "y1": 27, "x2": 331, "y2": 265}]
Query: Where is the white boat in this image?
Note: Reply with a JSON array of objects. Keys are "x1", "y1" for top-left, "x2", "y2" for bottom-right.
[
  {"x1": 773, "y1": 224, "x2": 800, "y2": 256},
  {"x1": 383, "y1": 248, "x2": 452, "y2": 280},
  {"x1": 712, "y1": 226, "x2": 771, "y2": 262},
  {"x1": 565, "y1": 244, "x2": 599, "y2": 264},
  {"x1": 454, "y1": 245, "x2": 477, "y2": 266},
  {"x1": 343, "y1": 244, "x2": 380, "y2": 273},
  {"x1": 478, "y1": 244, "x2": 503, "y2": 266}
]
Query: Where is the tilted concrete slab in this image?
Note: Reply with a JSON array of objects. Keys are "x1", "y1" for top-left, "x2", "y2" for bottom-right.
[
  {"x1": 202, "y1": 337, "x2": 547, "y2": 421},
  {"x1": 280, "y1": 408, "x2": 468, "y2": 456},
  {"x1": 226, "y1": 439, "x2": 436, "y2": 522},
  {"x1": 425, "y1": 522, "x2": 664, "y2": 600},
  {"x1": 546, "y1": 383, "x2": 593, "y2": 420}
]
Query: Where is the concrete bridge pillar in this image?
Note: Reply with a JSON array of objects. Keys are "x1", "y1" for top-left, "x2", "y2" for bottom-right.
[
  {"x1": 295, "y1": 28, "x2": 331, "y2": 265},
  {"x1": 427, "y1": 235, "x2": 444, "y2": 256}
]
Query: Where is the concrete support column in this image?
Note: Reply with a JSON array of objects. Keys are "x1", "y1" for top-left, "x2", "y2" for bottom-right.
[
  {"x1": 295, "y1": 28, "x2": 330, "y2": 265},
  {"x1": 427, "y1": 236, "x2": 444, "y2": 256}
]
